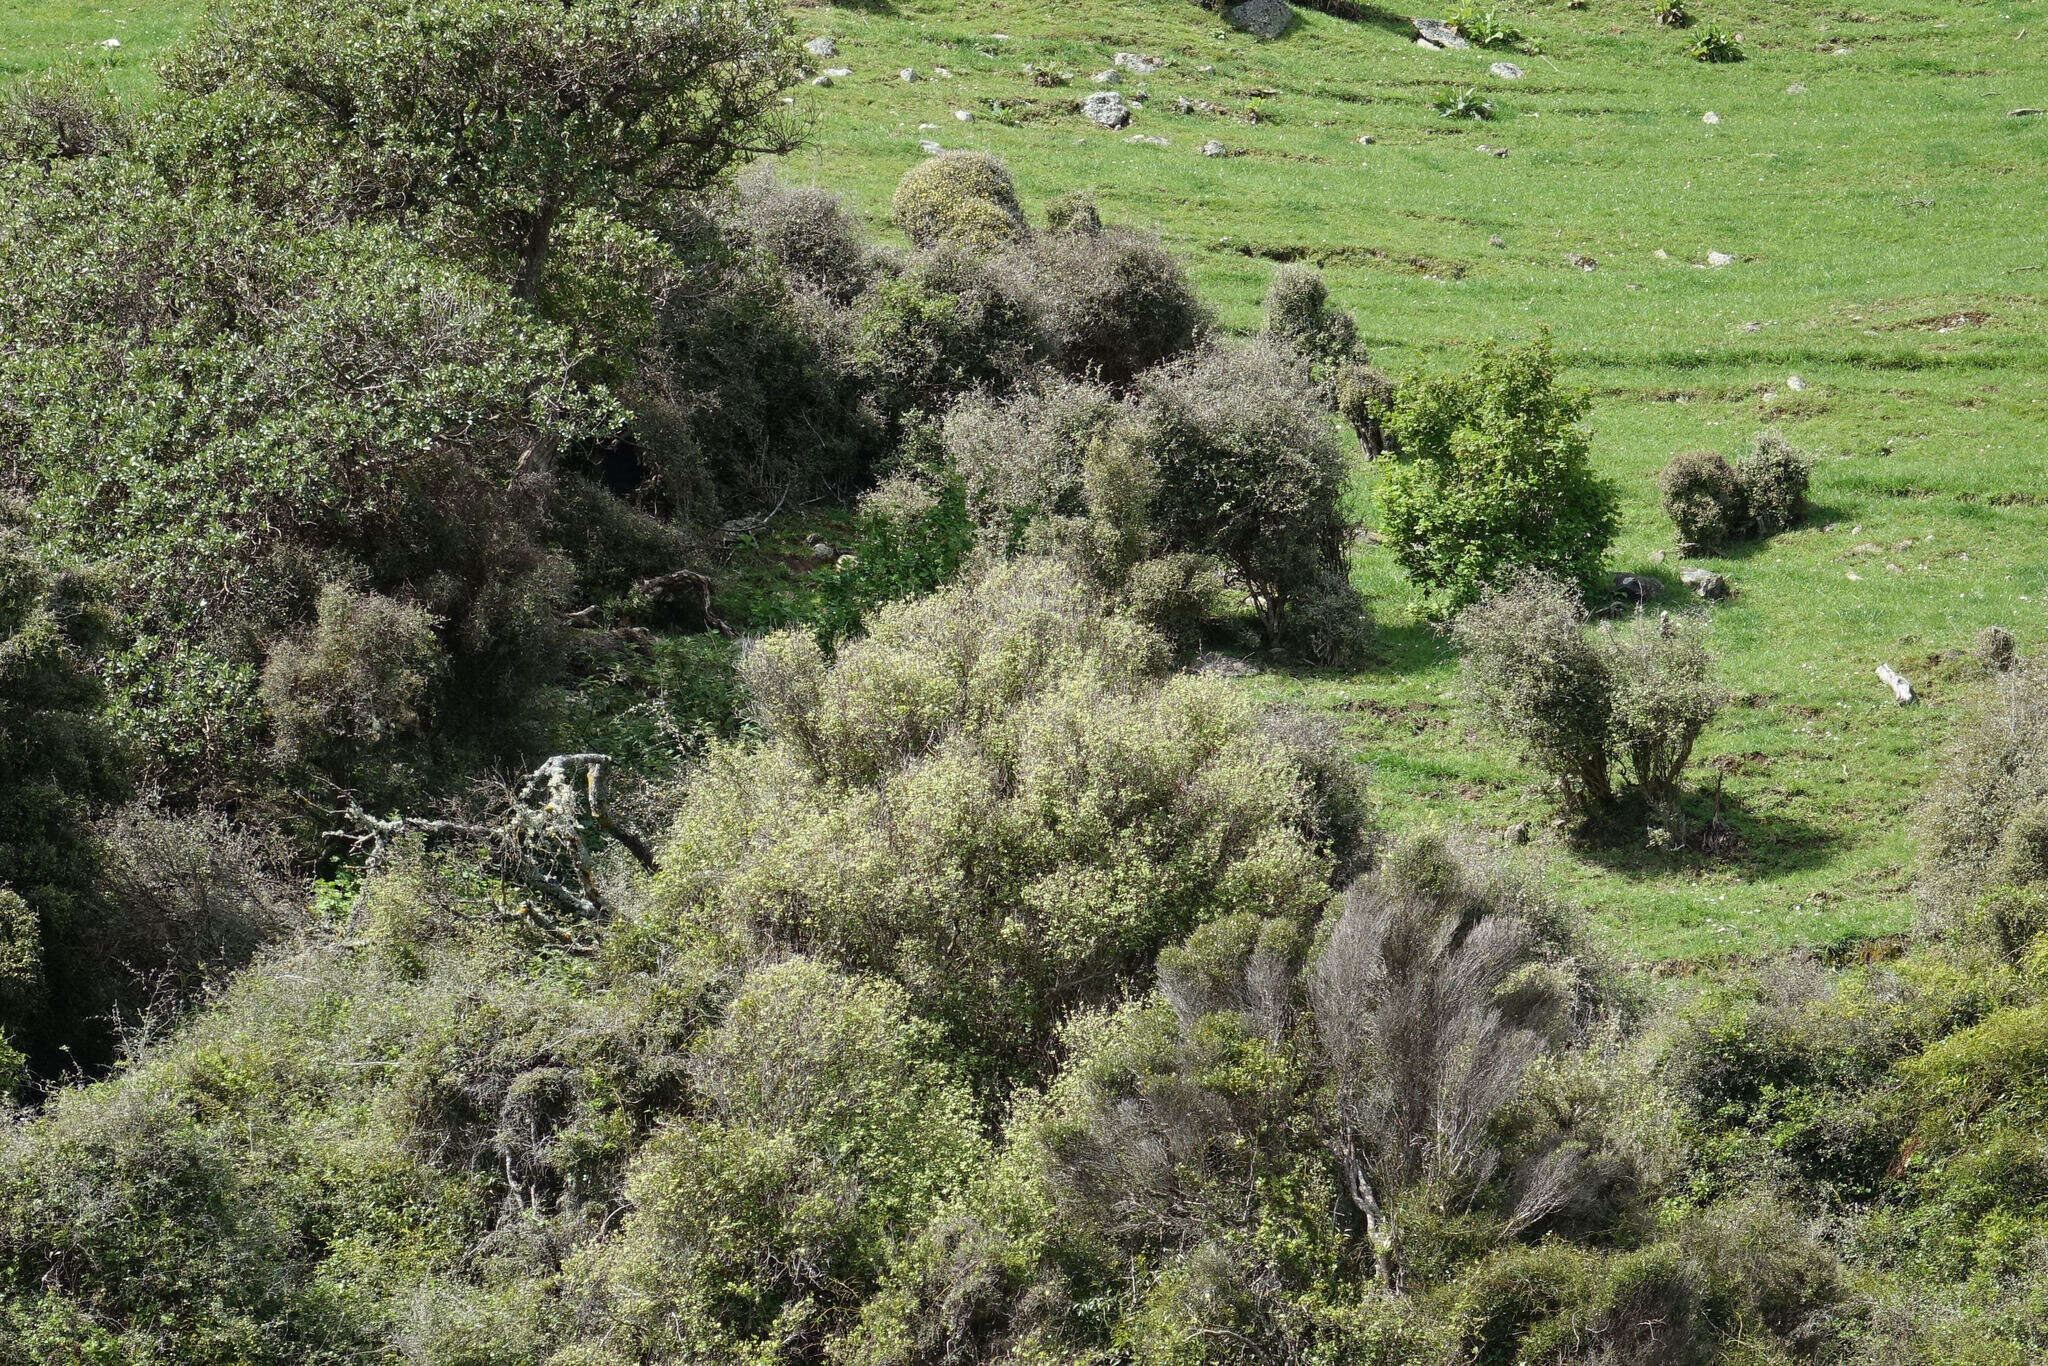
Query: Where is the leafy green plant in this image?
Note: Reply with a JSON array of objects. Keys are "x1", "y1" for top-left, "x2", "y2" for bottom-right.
[
  {"x1": 1689, "y1": 27, "x2": 1744, "y2": 61},
  {"x1": 1434, "y1": 86, "x2": 1497, "y2": 120},
  {"x1": 1450, "y1": 7, "x2": 1536, "y2": 50},
  {"x1": 1655, "y1": 0, "x2": 1692, "y2": 27}
]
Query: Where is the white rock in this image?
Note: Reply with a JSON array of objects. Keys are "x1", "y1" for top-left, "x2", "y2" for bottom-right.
[
  {"x1": 1092, "y1": 69, "x2": 1120, "y2": 84},
  {"x1": 899, "y1": 68, "x2": 918, "y2": 81},
  {"x1": 1357, "y1": 133, "x2": 1376, "y2": 145},
  {"x1": 1702, "y1": 110, "x2": 1720, "y2": 124},
  {"x1": 1416, "y1": 37, "x2": 1441, "y2": 48},
  {"x1": 804, "y1": 36, "x2": 836, "y2": 57},
  {"x1": 953, "y1": 109, "x2": 973, "y2": 121},
  {"x1": 811, "y1": 75, "x2": 833, "y2": 87},
  {"x1": 1081, "y1": 91, "x2": 1132, "y2": 129},
  {"x1": 823, "y1": 67, "x2": 851, "y2": 77},
  {"x1": 1786, "y1": 82, "x2": 1807, "y2": 93},
  {"x1": 1202, "y1": 139, "x2": 1229, "y2": 156},
  {"x1": 1114, "y1": 52, "x2": 1164, "y2": 75},
  {"x1": 1126, "y1": 134, "x2": 1170, "y2": 146},
  {"x1": 1490, "y1": 61, "x2": 1523, "y2": 78},
  {"x1": 1654, "y1": 248, "x2": 1670, "y2": 259},
  {"x1": 919, "y1": 140, "x2": 945, "y2": 154},
  {"x1": 99, "y1": 37, "x2": 121, "y2": 49},
  {"x1": 1787, "y1": 375, "x2": 1806, "y2": 391},
  {"x1": 1413, "y1": 17, "x2": 1470, "y2": 48},
  {"x1": 1707, "y1": 250, "x2": 1735, "y2": 266},
  {"x1": 934, "y1": 67, "x2": 952, "y2": 78}
]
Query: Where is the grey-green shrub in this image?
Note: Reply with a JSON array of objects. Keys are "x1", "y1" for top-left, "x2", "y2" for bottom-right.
[
  {"x1": 850, "y1": 245, "x2": 1048, "y2": 427},
  {"x1": 1734, "y1": 430, "x2": 1814, "y2": 537},
  {"x1": 1919, "y1": 657, "x2": 2048, "y2": 951},
  {"x1": 731, "y1": 166, "x2": 874, "y2": 304},
  {"x1": 1262, "y1": 264, "x2": 1360, "y2": 369},
  {"x1": 1659, "y1": 449, "x2": 1746, "y2": 552},
  {"x1": 890, "y1": 151, "x2": 1030, "y2": 252},
  {"x1": 1009, "y1": 226, "x2": 1210, "y2": 385}
]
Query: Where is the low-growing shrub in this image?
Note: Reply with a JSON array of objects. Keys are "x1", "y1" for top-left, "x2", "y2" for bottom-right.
[
  {"x1": 1043, "y1": 189, "x2": 1102, "y2": 235},
  {"x1": 1263, "y1": 265, "x2": 1361, "y2": 369},
  {"x1": 1659, "y1": 450, "x2": 1746, "y2": 552},
  {"x1": 730, "y1": 166, "x2": 874, "y2": 304},
  {"x1": 1009, "y1": 227, "x2": 1210, "y2": 385},
  {"x1": 1920, "y1": 658, "x2": 2048, "y2": 949},
  {"x1": 1689, "y1": 27, "x2": 1744, "y2": 61},
  {"x1": 0, "y1": 66, "x2": 128, "y2": 165},
  {"x1": 259, "y1": 585, "x2": 445, "y2": 783},
  {"x1": 850, "y1": 245, "x2": 1048, "y2": 427},
  {"x1": 890, "y1": 151, "x2": 1030, "y2": 252},
  {"x1": 1378, "y1": 338, "x2": 1618, "y2": 610},
  {"x1": 1434, "y1": 87, "x2": 1496, "y2": 120},
  {"x1": 1734, "y1": 430, "x2": 1813, "y2": 536}
]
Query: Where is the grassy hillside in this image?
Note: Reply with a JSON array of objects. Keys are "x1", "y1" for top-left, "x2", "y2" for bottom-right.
[{"x1": 11, "y1": 0, "x2": 2048, "y2": 961}]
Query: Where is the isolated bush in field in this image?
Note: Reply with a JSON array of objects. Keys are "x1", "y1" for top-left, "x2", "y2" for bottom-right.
[
  {"x1": 1010, "y1": 227, "x2": 1210, "y2": 385},
  {"x1": 1689, "y1": 27, "x2": 1744, "y2": 62},
  {"x1": 260, "y1": 585, "x2": 445, "y2": 777},
  {"x1": 1454, "y1": 570, "x2": 1720, "y2": 816},
  {"x1": 850, "y1": 245, "x2": 1048, "y2": 427},
  {"x1": 1434, "y1": 86, "x2": 1496, "y2": 120},
  {"x1": 890, "y1": 151, "x2": 1030, "y2": 252},
  {"x1": 1042, "y1": 188, "x2": 1102, "y2": 235},
  {"x1": 568, "y1": 958, "x2": 986, "y2": 1357},
  {"x1": 1135, "y1": 342, "x2": 1365, "y2": 652},
  {"x1": 1976, "y1": 625, "x2": 2018, "y2": 672},
  {"x1": 1378, "y1": 337, "x2": 1618, "y2": 610},
  {"x1": 1920, "y1": 658, "x2": 2048, "y2": 951},
  {"x1": 1263, "y1": 265, "x2": 1361, "y2": 369},
  {"x1": 162, "y1": 0, "x2": 803, "y2": 300},
  {"x1": 1734, "y1": 430, "x2": 1813, "y2": 536},
  {"x1": 1659, "y1": 449, "x2": 1746, "y2": 552},
  {"x1": 1656, "y1": 0, "x2": 1691, "y2": 27},
  {"x1": 644, "y1": 559, "x2": 1353, "y2": 1083},
  {"x1": 731, "y1": 166, "x2": 874, "y2": 304},
  {"x1": 0, "y1": 67, "x2": 128, "y2": 165}
]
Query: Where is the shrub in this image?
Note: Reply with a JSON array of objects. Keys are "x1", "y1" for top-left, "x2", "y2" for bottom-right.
[
  {"x1": 1377, "y1": 337, "x2": 1618, "y2": 610},
  {"x1": 1043, "y1": 189, "x2": 1102, "y2": 235},
  {"x1": 1453, "y1": 569, "x2": 1720, "y2": 816},
  {"x1": 850, "y1": 245, "x2": 1048, "y2": 427},
  {"x1": 1659, "y1": 449, "x2": 1746, "y2": 552},
  {"x1": 1734, "y1": 430, "x2": 1813, "y2": 537},
  {"x1": 890, "y1": 151, "x2": 1030, "y2": 252},
  {"x1": 1689, "y1": 27, "x2": 1744, "y2": 62},
  {"x1": 1450, "y1": 7, "x2": 1536, "y2": 50},
  {"x1": 162, "y1": 0, "x2": 803, "y2": 300},
  {"x1": 642, "y1": 559, "x2": 1352, "y2": 1083},
  {"x1": 1656, "y1": 0, "x2": 1691, "y2": 27},
  {"x1": 1263, "y1": 265, "x2": 1361, "y2": 369},
  {"x1": 0, "y1": 66, "x2": 128, "y2": 165},
  {"x1": 260, "y1": 585, "x2": 445, "y2": 781},
  {"x1": 942, "y1": 374, "x2": 1124, "y2": 539},
  {"x1": 1008, "y1": 227, "x2": 1210, "y2": 385},
  {"x1": 1434, "y1": 87, "x2": 1496, "y2": 120},
  {"x1": 730, "y1": 166, "x2": 874, "y2": 304},
  {"x1": 1920, "y1": 658, "x2": 2048, "y2": 948},
  {"x1": 1336, "y1": 360, "x2": 1398, "y2": 458},
  {"x1": 1134, "y1": 342, "x2": 1363, "y2": 651}
]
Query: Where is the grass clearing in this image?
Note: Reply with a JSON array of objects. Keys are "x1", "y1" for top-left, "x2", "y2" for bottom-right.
[{"x1": 8, "y1": 0, "x2": 2046, "y2": 962}]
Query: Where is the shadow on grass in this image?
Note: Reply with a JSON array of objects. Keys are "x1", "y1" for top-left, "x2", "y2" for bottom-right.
[
  {"x1": 1295, "y1": 0, "x2": 1417, "y2": 41},
  {"x1": 1248, "y1": 615, "x2": 1454, "y2": 686},
  {"x1": 1568, "y1": 784, "x2": 1841, "y2": 884}
]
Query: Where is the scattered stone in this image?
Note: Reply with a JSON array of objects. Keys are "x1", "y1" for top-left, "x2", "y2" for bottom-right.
[
  {"x1": 949, "y1": 109, "x2": 971, "y2": 122},
  {"x1": 1613, "y1": 572, "x2": 1662, "y2": 603},
  {"x1": 919, "y1": 139, "x2": 944, "y2": 154},
  {"x1": 1786, "y1": 82, "x2": 1807, "y2": 93},
  {"x1": 1654, "y1": 248, "x2": 1670, "y2": 259},
  {"x1": 1413, "y1": 17, "x2": 1471, "y2": 48},
  {"x1": 1127, "y1": 134, "x2": 1171, "y2": 146},
  {"x1": 1092, "y1": 69, "x2": 1121, "y2": 84},
  {"x1": 1199, "y1": 64, "x2": 1216, "y2": 73},
  {"x1": 99, "y1": 37, "x2": 121, "y2": 49},
  {"x1": 1114, "y1": 52, "x2": 1164, "y2": 75},
  {"x1": 1845, "y1": 570, "x2": 1863, "y2": 581},
  {"x1": 1702, "y1": 110, "x2": 1720, "y2": 124},
  {"x1": 810, "y1": 75, "x2": 833, "y2": 87},
  {"x1": 1202, "y1": 139, "x2": 1230, "y2": 156},
  {"x1": 1081, "y1": 91, "x2": 1133, "y2": 129},
  {"x1": 1488, "y1": 233, "x2": 1504, "y2": 247},
  {"x1": 1191, "y1": 651, "x2": 1261, "y2": 678},
  {"x1": 1706, "y1": 250, "x2": 1735, "y2": 266},
  {"x1": 1876, "y1": 663, "x2": 1915, "y2": 704},
  {"x1": 1650, "y1": 549, "x2": 1666, "y2": 564},
  {"x1": 1477, "y1": 143, "x2": 1509, "y2": 156},
  {"x1": 1505, "y1": 821, "x2": 1531, "y2": 846},
  {"x1": 1566, "y1": 252, "x2": 1597, "y2": 270},
  {"x1": 933, "y1": 66, "x2": 952, "y2": 79},
  {"x1": 899, "y1": 68, "x2": 918, "y2": 81},
  {"x1": 804, "y1": 36, "x2": 837, "y2": 57},
  {"x1": 1490, "y1": 61, "x2": 1523, "y2": 78},
  {"x1": 1786, "y1": 375, "x2": 1805, "y2": 391},
  {"x1": 1229, "y1": 0, "x2": 1295, "y2": 39},
  {"x1": 1417, "y1": 37, "x2": 1441, "y2": 48},
  {"x1": 1680, "y1": 567, "x2": 1730, "y2": 600},
  {"x1": 810, "y1": 542, "x2": 838, "y2": 562}
]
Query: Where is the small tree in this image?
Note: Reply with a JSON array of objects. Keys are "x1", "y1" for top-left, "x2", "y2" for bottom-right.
[
  {"x1": 162, "y1": 0, "x2": 803, "y2": 300},
  {"x1": 1378, "y1": 338, "x2": 1618, "y2": 610},
  {"x1": 1453, "y1": 569, "x2": 1721, "y2": 818}
]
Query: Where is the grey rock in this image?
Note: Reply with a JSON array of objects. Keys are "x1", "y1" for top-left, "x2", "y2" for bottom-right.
[
  {"x1": 1228, "y1": 0, "x2": 1294, "y2": 40},
  {"x1": 1612, "y1": 572, "x2": 1661, "y2": 604},
  {"x1": 1680, "y1": 567, "x2": 1730, "y2": 600},
  {"x1": 1416, "y1": 36, "x2": 1441, "y2": 48},
  {"x1": 1114, "y1": 51, "x2": 1164, "y2": 75},
  {"x1": 953, "y1": 109, "x2": 973, "y2": 121},
  {"x1": 919, "y1": 139, "x2": 944, "y2": 154},
  {"x1": 810, "y1": 542, "x2": 838, "y2": 562},
  {"x1": 1785, "y1": 82, "x2": 1807, "y2": 93},
  {"x1": 804, "y1": 36, "x2": 837, "y2": 57},
  {"x1": 1127, "y1": 134, "x2": 1171, "y2": 146},
  {"x1": 1081, "y1": 91, "x2": 1132, "y2": 128},
  {"x1": 1706, "y1": 250, "x2": 1735, "y2": 266},
  {"x1": 1490, "y1": 61, "x2": 1523, "y2": 78},
  {"x1": 810, "y1": 75, "x2": 833, "y2": 87},
  {"x1": 1702, "y1": 110, "x2": 1721, "y2": 124},
  {"x1": 898, "y1": 67, "x2": 918, "y2": 81},
  {"x1": 1202, "y1": 139, "x2": 1230, "y2": 156},
  {"x1": 1413, "y1": 17, "x2": 1470, "y2": 49},
  {"x1": 1357, "y1": 133, "x2": 1376, "y2": 144},
  {"x1": 1091, "y1": 69, "x2": 1121, "y2": 84},
  {"x1": 1505, "y1": 822, "x2": 1531, "y2": 846},
  {"x1": 822, "y1": 67, "x2": 852, "y2": 78},
  {"x1": 1488, "y1": 233, "x2": 1505, "y2": 247}
]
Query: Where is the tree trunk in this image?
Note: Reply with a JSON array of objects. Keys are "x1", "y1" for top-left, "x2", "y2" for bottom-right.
[{"x1": 514, "y1": 198, "x2": 561, "y2": 304}]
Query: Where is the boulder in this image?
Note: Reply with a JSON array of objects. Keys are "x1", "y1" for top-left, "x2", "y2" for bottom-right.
[
  {"x1": 1612, "y1": 572, "x2": 1661, "y2": 604},
  {"x1": 1413, "y1": 17, "x2": 1471, "y2": 49},
  {"x1": 1114, "y1": 51, "x2": 1164, "y2": 75},
  {"x1": 1706, "y1": 250, "x2": 1735, "y2": 266},
  {"x1": 899, "y1": 67, "x2": 918, "y2": 81},
  {"x1": 804, "y1": 36, "x2": 837, "y2": 57},
  {"x1": 1081, "y1": 91, "x2": 1132, "y2": 128},
  {"x1": 1229, "y1": 0, "x2": 1294, "y2": 40},
  {"x1": 1490, "y1": 61, "x2": 1523, "y2": 78},
  {"x1": 1679, "y1": 567, "x2": 1730, "y2": 600},
  {"x1": 1202, "y1": 139, "x2": 1230, "y2": 156},
  {"x1": 810, "y1": 74, "x2": 832, "y2": 87}
]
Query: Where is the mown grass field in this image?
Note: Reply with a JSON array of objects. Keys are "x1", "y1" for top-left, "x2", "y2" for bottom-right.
[{"x1": 10, "y1": 0, "x2": 2047, "y2": 962}]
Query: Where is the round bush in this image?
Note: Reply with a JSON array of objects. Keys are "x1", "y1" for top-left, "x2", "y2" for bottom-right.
[
  {"x1": 1336, "y1": 360, "x2": 1396, "y2": 457},
  {"x1": 1010, "y1": 227, "x2": 1210, "y2": 385},
  {"x1": 1734, "y1": 430, "x2": 1813, "y2": 537},
  {"x1": 1659, "y1": 449, "x2": 1746, "y2": 552},
  {"x1": 1263, "y1": 263, "x2": 1359, "y2": 367},
  {"x1": 731, "y1": 167, "x2": 873, "y2": 303},
  {"x1": 850, "y1": 246, "x2": 1048, "y2": 425},
  {"x1": 890, "y1": 151, "x2": 1030, "y2": 252},
  {"x1": 1043, "y1": 189, "x2": 1101, "y2": 235}
]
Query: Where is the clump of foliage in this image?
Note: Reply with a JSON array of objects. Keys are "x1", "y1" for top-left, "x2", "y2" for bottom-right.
[
  {"x1": 1008, "y1": 225, "x2": 1211, "y2": 385},
  {"x1": 1377, "y1": 338, "x2": 1619, "y2": 610},
  {"x1": 1920, "y1": 656, "x2": 2048, "y2": 953},
  {"x1": 1656, "y1": 0, "x2": 1692, "y2": 27},
  {"x1": 1689, "y1": 27, "x2": 1744, "y2": 61},
  {"x1": 642, "y1": 558, "x2": 1364, "y2": 1085},
  {"x1": 890, "y1": 151, "x2": 1031, "y2": 252},
  {"x1": 850, "y1": 245, "x2": 1048, "y2": 429},
  {"x1": 730, "y1": 166, "x2": 876, "y2": 304},
  {"x1": 0, "y1": 65, "x2": 128, "y2": 165},
  {"x1": 1453, "y1": 569, "x2": 1722, "y2": 818},
  {"x1": 1042, "y1": 188, "x2": 1102, "y2": 235},
  {"x1": 1433, "y1": 86, "x2": 1497, "y2": 119},
  {"x1": 1451, "y1": 7, "x2": 1539, "y2": 51},
  {"x1": 1658, "y1": 431, "x2": 1813, "y2": 551},
  {"x1": 1135, "y1": 342, "x2": 1372, "y2": 659},
  {"x1": 1262, "y1": 264, "x2": 1396, "y2": 456}
]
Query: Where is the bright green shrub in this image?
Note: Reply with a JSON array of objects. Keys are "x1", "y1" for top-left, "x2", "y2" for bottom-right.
[
  {"x1": 1009, "y1": 227, "x2": 1210, "y2": 385},
  {"x1": 643, "y1": 559, "x2": 1352, "y2": 1082},
  {"x1": 1377, "y1": 337, "x2": 1618, "y2": 610},
  {"x1": 890, "y1": 151, "x2": 1030, "y2": 252}
]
